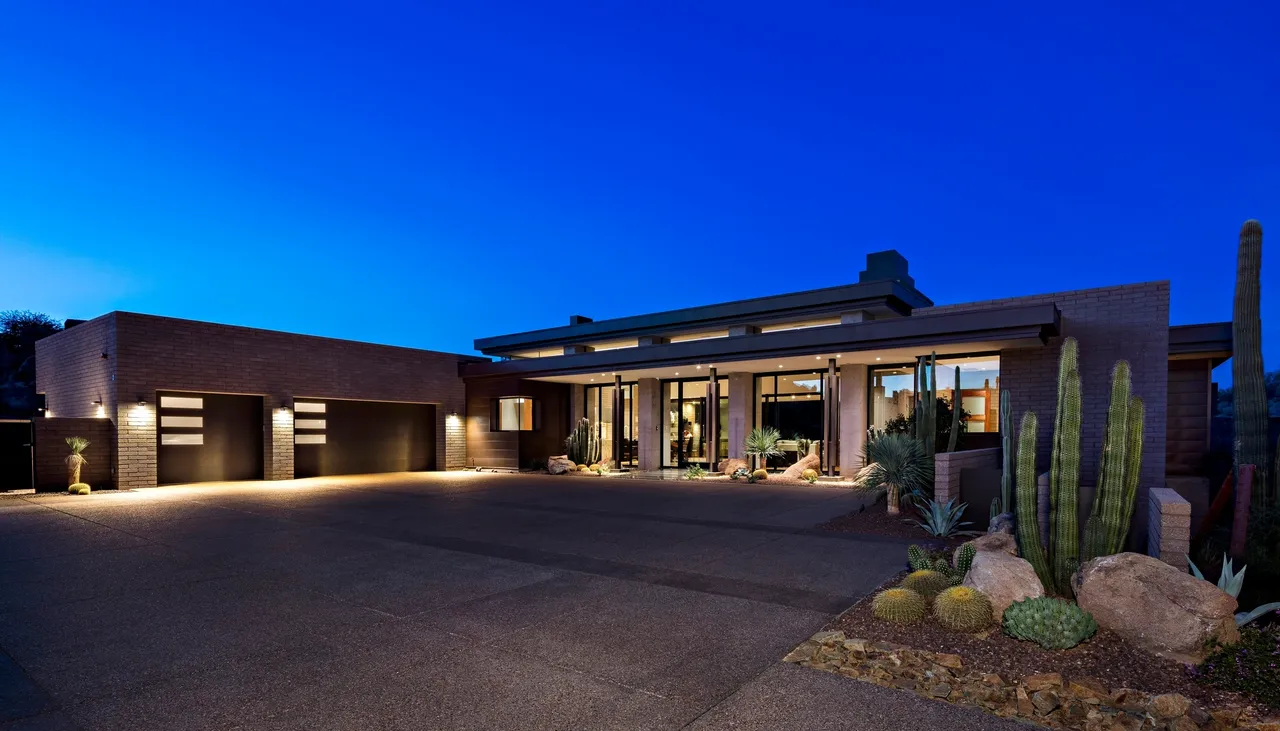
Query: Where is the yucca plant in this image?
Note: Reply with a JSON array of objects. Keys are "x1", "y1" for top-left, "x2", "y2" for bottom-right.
[
  {"x1": 853, "y1": 432, "x2": 933, "y2": 515},
  {"x1": 913, "y1": 497, "x2": 980, "y2": 538},
  {"x1": 65, "y1": 436, "x2": 90, "y2": 486},
  {"x1": 743, "y1": 427, "x2": 783, "y2": 470}
]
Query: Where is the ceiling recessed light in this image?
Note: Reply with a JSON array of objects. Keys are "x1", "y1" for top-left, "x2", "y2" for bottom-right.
[
  {"x1": 815, "y1": 356, "x2": 821, "y2": 360},
  {"x1": 778, "y1": 365, "x2": 784, "y2": 369},
  {"x1": 876, "y1": 357, "x2": 881, "y2": 361},
  {"x1": 674, "y1": 372, "x2": 679, "y2": 376},
  {"x1": 696, "y1": 365, "x2": 701, "y2": 369}
]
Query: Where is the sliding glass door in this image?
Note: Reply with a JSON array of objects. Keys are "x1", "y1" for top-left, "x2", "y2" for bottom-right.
[
  {"x1": 662, "y1": 377, "x2": 728, "y2": 468},
  {"x1": 585, "y1": 383, "x2": 638, "y2": 467}
]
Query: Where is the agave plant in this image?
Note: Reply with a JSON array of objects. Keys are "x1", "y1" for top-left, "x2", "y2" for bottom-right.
[
  {"x1": 65, "y1": 436, "x2": 90, "y2": 486},
  {"x1": 852, "y1": 432, "x2": 933, "y2": 515},
  {"x1": 743, "y1": 427, "x2": 783, "y2": 470},
  {"x1": 1189, "y1": 554, "x2": 1280, "y2": 626},
  {"x1": 913, "y1": 497, "x2": 980, "y2": 538}
]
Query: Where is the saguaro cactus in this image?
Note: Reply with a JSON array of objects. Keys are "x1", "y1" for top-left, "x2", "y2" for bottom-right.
[
  {"x1": 1233, "y1": 220, "x2": 1269, "y2": 505},
  {"x1": 914, "y1": 353, "x2": 938, "y2": 456},
  {"x1": 1015, "y1": 411, "x2": 1052, "y2": 588},
  {"x1": 1049, "y1": 338, "x2": 1082, "y2": 593}
]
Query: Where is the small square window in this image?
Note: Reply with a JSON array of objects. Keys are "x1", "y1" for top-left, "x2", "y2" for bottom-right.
[{"x1": 493, "y1": 397, "x2": 537, "y2": 431}]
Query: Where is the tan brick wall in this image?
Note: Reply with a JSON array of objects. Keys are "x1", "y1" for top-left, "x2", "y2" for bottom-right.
[
  {"x1": 40, "y1": 312, "x2": 473, "y2": 488},
  {"x1": 1147, "y1": 487, "x2": 1191, "y2": 566},
  {"x1": 445, "y1": 411, "x2": 466, "y2": 469},
  {"x1": 918, "y1": 281, "x2": 1170, "y2": 547}
]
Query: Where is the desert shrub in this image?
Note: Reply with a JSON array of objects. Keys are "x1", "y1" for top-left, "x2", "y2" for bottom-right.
[
  {"x1": 730, "y1": 467, "x2": 750, "y2": 481},
  {"x1": 1192, "y1": 624, "x2": 1280, "y2": 709},
  {"x1": 683, "y1": 464, "x2": 707, "y2": 480}
]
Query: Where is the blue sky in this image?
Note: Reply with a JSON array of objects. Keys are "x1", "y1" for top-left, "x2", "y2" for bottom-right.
[{"x1": 2, "y1": 1, "x2": 1276, "y2": 378}]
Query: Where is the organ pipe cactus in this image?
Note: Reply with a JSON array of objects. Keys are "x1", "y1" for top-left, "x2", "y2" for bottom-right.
[
  {"x1": 998, "y1": 391, "x2": 1012, "y2": 514},
  {"x1": 947, "y1": 365, "x2": 962, "y2": 452},
  {"x1": 1015, "y1": 411, "x2": 1053, "y2": 589},
  {"x1": 1115, "y1": 396, "x2": 1145, "y2": 553},
  {"x1": 564, "y1": 418, "x2": 601, "y2": 466},
  {"x1": 1049, "y1": 338, "x2": 1082, "y2": 593},
  {"x1": 913, "y1": 353, "x2": 938, "y2": 457},
  {"x1": 1083, "y1": 362, "x2": 1145, "y2": 560},
  {"x1": 1233, "y1": 220, "x2": 1269, "y2": 505}
]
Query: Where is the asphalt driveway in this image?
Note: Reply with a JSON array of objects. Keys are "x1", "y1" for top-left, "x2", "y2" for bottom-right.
[{"x1": 0, "y1": 473, "x2": 1022, "y2": 730}]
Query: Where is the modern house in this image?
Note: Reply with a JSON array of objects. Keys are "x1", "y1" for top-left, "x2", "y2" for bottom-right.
[{"x1": 34, "y1": 251, "x2": 1231, "y2": 516}]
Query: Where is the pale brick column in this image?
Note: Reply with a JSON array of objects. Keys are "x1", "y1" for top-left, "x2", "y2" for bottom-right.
[
  {"x1": 933, "y1": 447, "x2": 1000, "y2": 504},
  {"x1": 636, "y1": 378, "x2": 662, "y2": 470},
  {"x1": 570, "y1": 384, "x2": 585, "y2": 426},
  {"x1": 445, "y1": 411, "x2": 466, "y2": 469},
  {"x1": 838, "y1": 364, "x2": 868, "y2": 475},
  {"x1": 726, "y1": 373, "x2": 753, "y2": 460},
  {"x1": 1147, "y1": 487, "x2": 1191, "y2": 567},
  {"x1": 117, "y1": 400, "x2": 157, "y2": 489},
  {"x1": 268, "y1": 400, "x2": 294, "y2": 480}
]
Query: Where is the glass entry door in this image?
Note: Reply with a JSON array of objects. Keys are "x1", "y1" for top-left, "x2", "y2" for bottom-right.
[
  {"x1": 585, "y1": 383, "x2": 637, "y2": 467},
  {"x1": 662, "y1": 378, "x2": 727, "y2": 468}
]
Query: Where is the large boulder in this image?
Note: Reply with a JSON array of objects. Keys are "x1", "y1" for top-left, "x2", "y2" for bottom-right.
[
  {"x1": 718, "y1": 458, "x2": 749, "y2": 476},
  {"x1": 962, "y1": 550, "x2": 1044, "y2": 619},
  {"x1": 1075, "y1": 552, "x2": 1239, "y2": 664},
  {"x1": 781, "y1": 453, "x2": 821, "y2": 480},
  {"x1": 969, "y1": 531, "x2": 1018, "y2": 557},
  {"x1": 547, "y1": 455, "x2": 575, "y2": 475}
]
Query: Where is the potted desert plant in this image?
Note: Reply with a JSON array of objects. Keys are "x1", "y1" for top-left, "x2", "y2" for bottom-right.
[
  {"x1": 852, "y1": 432, "x2": 932, "y2": 515},
  {"x1": 743, "y1": 427, "x2": 783, "y2": 471},
  {"x1": 65, "y1": 436, "x2": 91, "y2": 494}
]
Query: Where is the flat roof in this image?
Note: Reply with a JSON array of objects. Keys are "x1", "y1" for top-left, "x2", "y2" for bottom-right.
[{"x1": 474, "y1": 278, "x2": 933, "y2": 355}]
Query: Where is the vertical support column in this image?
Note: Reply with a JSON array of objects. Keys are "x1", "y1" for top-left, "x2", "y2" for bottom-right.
[
  {"x1": 570, "y1": 384, "x2": 585, "y2": 426},
  {"x1": 612, "y1": 374, "x2": 623, "y2": 468},
  {"x1": 838, "y1": 364, "x2": 868, "y2": 476},
  {"x1": 706, "y1": 367, "x2": 718, "y2": 469},
  {"x1": 445, "y1": 409, "x2": 467, "y2": 470},
  {"x1": 824, "y1": 358, "x2": 837, "y2": 475},
  {"x1": 727, "y1": 373, "x2": 752, "y2": 459},
  {"x1": 269, "y1": 398, "x2": 294, "y2": 480},
  {"x1": 636, "y1": 378, "x2": 662, "y2": 471}
]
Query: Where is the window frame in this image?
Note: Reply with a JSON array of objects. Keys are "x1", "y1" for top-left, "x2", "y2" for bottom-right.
[
  {"x1": 867, "y1": 351, "x2": 1002, "y2": 434},
  {"x1": 491, "y1": 396, "x2": 539, "y2": 432}
]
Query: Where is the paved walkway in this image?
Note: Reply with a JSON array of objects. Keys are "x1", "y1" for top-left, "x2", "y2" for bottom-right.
[{"x1": 0, "y1": 473, "x2": 1020, "y2": 730}]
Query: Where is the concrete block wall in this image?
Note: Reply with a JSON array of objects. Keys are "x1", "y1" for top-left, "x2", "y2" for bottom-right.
[
  {"x1": 1147, "y1": 487, "x2": 1191, "y2": 566},
  {"x1": 40, "y1": 311, "x2": 474, "y2": 488},
  {"x1": 933, "y1": 447, "x2": 1000, "y2": 504},
  {"x1": 918, "y1": 282, "x2": 1170, "y2": 546}
]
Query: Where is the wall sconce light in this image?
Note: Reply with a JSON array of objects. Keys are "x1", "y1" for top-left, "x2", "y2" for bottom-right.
[
  {"x1": 92, "y1": 399, "x2": 103, "y2": 406},
  {"x1": 137, "y1": 396, "x2": 147, "y2": 406},
  {"x1": 448, "y1": 410, "x2": 459, "y2": 418},
  {"x1": 100, "y1": 351, "x2": 109, "y2": 360}
]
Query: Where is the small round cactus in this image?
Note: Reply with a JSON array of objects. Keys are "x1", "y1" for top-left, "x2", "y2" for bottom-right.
[
  {"x1": 871, "y1": 588, "x2": 927, "y2": 624},
  {"x1": 933, "y1": 586, "x2": 993, "y2": 632},
  {"x1": 68, "y1": 482, "x2": 91, "y2": 495},
  {"x1": 1002, "y1": 597, "x2": 1097, "y2": 649},
  {"x1": 588, "y1": 463, "x2": 600, "y2": 471},
  {"x1": 801, "y1": 468, "x2": 819, "y2": 481},
  {"x1": 751, "y1": 469, "x2": 769, "y2": 481},
  {"x1": 578, "y1": 465, "x2": 590, "y2": 472},
  {"x1": 901, "y1": 569, "x2": 951, "y2": 599}
]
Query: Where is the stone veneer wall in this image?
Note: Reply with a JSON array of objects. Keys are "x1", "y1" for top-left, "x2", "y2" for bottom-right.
[
  {"x1": 39, "y1": 311, "x2": 471, "y2": 488},
  {"x1": 917, "y1": 282, "x2": 1170, "y2": 547}
]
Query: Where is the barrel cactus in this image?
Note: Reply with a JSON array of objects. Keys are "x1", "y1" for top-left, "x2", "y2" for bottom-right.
[
  {"x1": 751, "y1": 469, "x2": 769, "y2": 481},
  {"x1": 871, "y1": 588, "x2": 928, "y2": 624},
  {"x1": 902, "y1": 569, "x2": 952, "y2": 599},
  {"x1": 1002, "y1": 597, "x2": 1097, "y2": 649},
  {"x1": 933, "y1": 586, "x2": 993, "y2": 632},
  {"x1": 801, "y1": 468, "x2": 819, "y2": 483}
]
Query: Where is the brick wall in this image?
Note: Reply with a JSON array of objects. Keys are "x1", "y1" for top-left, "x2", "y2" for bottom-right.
[
  {"x1": 40, "y1": 311, "x2": 474, "y2": 488},
  {"x1": 33, "y1": 418, "x2": 115, "y2": 492},
  {"x1": 933, "y1": 447, "x2": 1000, "y2": 504},
  {"x1": 35, "y1": 315, "x2": 118, "y2": 421},
  {"x1": 1147, "y1": 487, "x2": 1191, "y2": 566},
  {"x1": 445, "y1": 412, "x2": 466, "y2": 469},
  {"x1": 919, "y1": 282, "x2": 1170, "y2": 546}
]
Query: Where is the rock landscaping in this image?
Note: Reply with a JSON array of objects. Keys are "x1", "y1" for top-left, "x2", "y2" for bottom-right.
[{"x1": 784, "y1": 629, "x2": 1277, "y2": 730}]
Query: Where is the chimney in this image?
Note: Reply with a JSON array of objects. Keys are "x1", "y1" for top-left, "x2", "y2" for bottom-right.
[
  {"x1": 568, "y1": 315, "x2": 593, "y2": 325},
  {"x1": 858, "y1": 250, "x2": 914, "y2": 288}
]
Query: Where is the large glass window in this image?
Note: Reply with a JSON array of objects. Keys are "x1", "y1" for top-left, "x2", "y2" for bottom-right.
[
  {"x1": 756, "y1": 371, "x2": 827, "y2": 467},
  {"x1": 662, "y1": 377, "x2": 728, "y2": 467},
  {"x1": 870, "y1": 355, "x2": 1001, "y2": 434},
  {"x1": 493, "y1": 397, "x2": 536, "y2": 431},
  {"x1": 585, "y1": 383, "x2": 638, "y2": 466}
]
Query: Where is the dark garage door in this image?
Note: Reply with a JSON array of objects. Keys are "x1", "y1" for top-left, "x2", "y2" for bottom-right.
[
  {"x1": 157, "y1": 392, "x2": 264, "y2": 485},
  {"x1": 293, "y1": 399, "x2": 435, "y2": 478}
]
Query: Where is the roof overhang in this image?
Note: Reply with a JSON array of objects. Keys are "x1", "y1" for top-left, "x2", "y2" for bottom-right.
[
  {"x1": 462, "y1": 303, "x2": 1059, "y2": 380},
  {"x1": 472, "y1": 279, "x2": 933, "y2": 355},
  {"x1": 1169, "y1": 322, "x2": 1232, "y2": 366}
]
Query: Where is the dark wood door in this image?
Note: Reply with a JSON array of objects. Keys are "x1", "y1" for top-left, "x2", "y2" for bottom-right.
[
  {"x1": 157, "y1": 392, "x2": 264, "y2": 485},
  {"x1": 293, "y1": 399, "x2": 435, "y2": 478},
  {"x1": 0, "y1": 420, "x2": 33, "y2": 491}
]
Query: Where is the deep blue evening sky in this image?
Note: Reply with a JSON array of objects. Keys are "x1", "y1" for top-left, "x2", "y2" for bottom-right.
[{"x1": 2, "y1": 2, "x2": 1276, "y2": 374}]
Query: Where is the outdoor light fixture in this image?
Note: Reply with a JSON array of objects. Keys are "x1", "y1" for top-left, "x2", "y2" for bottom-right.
[
  {"x1": 92, "y1": 399, "x2": 102, "y2": 406},
  {"x1": 137, "y1": 396, "x2": 147, "y2": 406}
]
